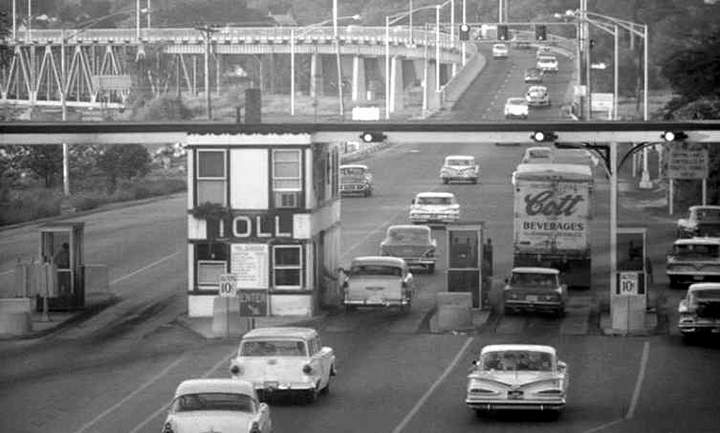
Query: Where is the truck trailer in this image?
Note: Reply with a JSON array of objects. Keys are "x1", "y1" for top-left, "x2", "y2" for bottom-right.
[{"x1": 512, "y1": 163, "x2": 594, "y2": 289}]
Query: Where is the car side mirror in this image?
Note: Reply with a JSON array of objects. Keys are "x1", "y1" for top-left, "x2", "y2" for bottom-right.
[{"x1": 558, "y1": 361, "x2": 567, "y2": 370}]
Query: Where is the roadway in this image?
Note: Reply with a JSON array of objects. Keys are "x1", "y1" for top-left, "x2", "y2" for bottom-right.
[{"x1": 0, "y1": 45, "x2": 717, "y2": 433}]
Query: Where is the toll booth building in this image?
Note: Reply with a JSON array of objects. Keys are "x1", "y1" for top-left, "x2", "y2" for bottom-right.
[{"x1": 185, "y1": 133, "x2": 341, "y2": 318}]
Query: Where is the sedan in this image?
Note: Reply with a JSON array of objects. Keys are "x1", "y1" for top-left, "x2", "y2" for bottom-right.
[
  {"x1": 466, "y1": 344, "x2": 568, "y2": 418},
  {"x1": 380, "y1": 224, "x2": 437, "y2": 273},
  {"x1": 504, "y1": 97, "x2": 529, "y2": 119},
  {"x1": 537, "y1": 55, "x2": 559, "y2": 73},
  {"x1": 525, "y1": 85, "x2": 551, "y2": 107},
  {"x1": 524, "y1": 67, "x2": 544, "y2": 83},
  {"x1": 492, "y1": 43, "x2": 509, "y2": 58},
  {"x1": 163, "y1": 379, "x2": 272, "y2": 433},
  {"x1": 409, "y1": 191, "x2": 460, "y2": 224}
]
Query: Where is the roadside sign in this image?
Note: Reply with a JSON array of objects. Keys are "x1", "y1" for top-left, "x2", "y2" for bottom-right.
[
  {"x1": 591, "y1": 92, "x2": 613, "y2": 112},
  {"x1": 218, "y1": 274, "x2": 239, "y2": 297},
  {"x1": 617, "y1": 271, "x2": 639, "y2": 296},
  {"x1": 238, "y1": 289, "x2": 268, "y2": 316},
  {"x1": 667, "y1": 144, "x2": 708, "y2": 179}
]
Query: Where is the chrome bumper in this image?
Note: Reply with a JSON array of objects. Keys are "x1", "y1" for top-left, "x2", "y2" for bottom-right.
[{"x1": 466, "y1": 397, "x2": 566, "y2": 411}]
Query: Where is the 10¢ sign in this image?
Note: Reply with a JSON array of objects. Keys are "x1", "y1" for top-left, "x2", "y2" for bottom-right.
[
  {"x1": 218, "y1": 274, "x2": 240, "y2": 297},
  {"x1": 618, "y1": 272, "x2": 639, "y2": 296}
]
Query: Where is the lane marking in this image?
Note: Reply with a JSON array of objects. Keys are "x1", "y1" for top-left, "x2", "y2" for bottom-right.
[
  {"x1": 127, "y1": 351, "x2": 235, "y2": 433},
  {"x1": 0, "y1": 270, "x2": 12, "y2": 276},
  {"x1": 626, "y1": 340, "x2": 650, "y2": 419},
  {"x1": 391, "y1": 337, "x2": 474, "y2": 433},
  {"x1": 74, "y1": 355, "x2": 185, "y2": 433},
  {"x1": 110, "y1": 250, "x2": 182, "y2": 285},
  {"x1": 582, "y1": 418, "x2": 624, "y2": 433}
]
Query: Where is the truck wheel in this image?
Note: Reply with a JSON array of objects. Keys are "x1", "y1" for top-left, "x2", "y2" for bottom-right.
[{"x1": 427, "y1": 264, "x2": 435, "y2": 274}]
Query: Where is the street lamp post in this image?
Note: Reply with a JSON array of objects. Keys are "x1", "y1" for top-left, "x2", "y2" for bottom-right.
[
  {"x1": 461, "y1": 0, "x2": 467, "y2": 65},
  {"x1": 195, "y1": 24, "x2": 218, "y2": 120},
  {"x1": 332, "y1": 0, "x2": 344, "y2": 119}
]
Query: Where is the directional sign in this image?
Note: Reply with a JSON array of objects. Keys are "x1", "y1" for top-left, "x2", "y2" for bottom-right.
[
  {"x1": 617, "y1": 272, "x2": 639, "y2": 296},
  {"x1": 667, "y1": 144, "x2": 708, "y2": 179},
  {"x1": 218, "y1": 274, "x2": 239, "y2": 297},
  {"x1": 238, "y1": 290, "x2": 268, "y2": 316}
]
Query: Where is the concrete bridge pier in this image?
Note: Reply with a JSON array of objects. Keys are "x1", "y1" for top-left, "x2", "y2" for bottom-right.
[
  {"x1": 351, "y1": 55, "x2": 366, "y2": 102},
  {"x1": 389, "y1": 55, "x2": 404, "y2": 114},
  {"x1": 310, "y1": 52, "x2": 324, "y2": 98},
  {"x1": 424, "y1": 59, "x2": 440, "y2": 112}
]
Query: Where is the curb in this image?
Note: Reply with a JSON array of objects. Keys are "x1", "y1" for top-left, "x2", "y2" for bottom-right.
[{"x1": 175, "y1": 312, "x2": 330, "y2": 340}]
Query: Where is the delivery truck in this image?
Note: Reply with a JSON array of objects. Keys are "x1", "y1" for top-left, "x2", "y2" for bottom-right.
[{"x1": 512, "y1": 163, "x2": 594, "y2": 289}]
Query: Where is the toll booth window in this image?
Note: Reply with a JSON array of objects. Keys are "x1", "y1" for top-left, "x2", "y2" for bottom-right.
[
  {"x1": 196, "y1": 243, "x2": 228, "y2": 286},
  {"x1": 272, "y1": 149, "x2": 302, "y2": 209},
  {"x1": 273, "y1": 245, "x2": 302, "y2": 288},
  {"x1": 449, "y1": 231, "x2": 478, "y2": 268},
  {"x1": 196, "y1": 150, "x2": 227, "y2": 205}
]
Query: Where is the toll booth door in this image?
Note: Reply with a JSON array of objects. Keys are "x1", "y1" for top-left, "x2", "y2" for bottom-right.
[{"x1": 447, "y1": 228, "x2": 483, "y2": 308}]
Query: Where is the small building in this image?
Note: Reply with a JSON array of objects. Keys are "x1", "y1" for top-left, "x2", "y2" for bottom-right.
[{"x1": 185, "y1": 133, "x2": 341, "y2": 317}]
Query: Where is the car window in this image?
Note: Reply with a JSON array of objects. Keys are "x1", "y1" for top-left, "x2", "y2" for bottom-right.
[
  {"x1": 387, "y1": 228, "x2": 431, "y2": 243},
  {"x1": 240, "y1": 339, "x2": 308, "y2": 356},
  {"x1": 510, "y1": 272, "x2": 557, "y2": 287},
  {"x1": 481, "y1": 351, "x2": 553, "y2": 371},
  {"x1": 672, "y1": 244, "x2": 719, "y2": 258},
  {"x1": 350, "y1": 264, "x2": 402, "y2": 276},
  {"x1": 697, "y1": 209, "x2": 720, "y2": 220},
  {"x1": 417, "y1": 196, "x2": 452, "y2": 205},
  {"x1": 446, "y1": 159, "x2": 473, "y2": 166},
  {"x1": 172, "y1": 393, "x2": 255, "y2": 412},
  {"x1": 341, "y1": 167, "x2": 365, "y2": 176}
]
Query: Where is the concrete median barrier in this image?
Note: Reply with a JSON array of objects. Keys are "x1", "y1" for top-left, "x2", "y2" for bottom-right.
[
  {"x1": 0, "y1": 298, "x2": 33, "y2": 335},
  {"x1": 211, "y1": 296, "x2": 250, "y2": 338},
  {"x1": 431, "y1": 292, "x2": 474, "y2": 333}
]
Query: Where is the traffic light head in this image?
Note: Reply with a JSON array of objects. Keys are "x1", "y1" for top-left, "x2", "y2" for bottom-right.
[
  {"x1": 459, "y1": 24, "x2": 470, "y2": 41},
  {"x1": 530, "y1": 131, "x2": 558, "y2": 143},
  {"x1": 498, "y1": 25, "x2": 509, "y2": 41},
  {"x1": 661, "y1": 131, "x2": 688, "y2": 142},
  {"x1": 535, "y1": 24, "x2": 546, "y2": 41},
  {"x1": 360, "y1": 132, "x2": 387, "y2": 143}
]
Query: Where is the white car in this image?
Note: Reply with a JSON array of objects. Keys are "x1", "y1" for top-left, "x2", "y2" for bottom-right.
[
  {"x1": 162, "y1": 379, "x2": 272, "y2": 433},
  {"x1": 230, "y1": 327, "x2": 336, "y2": 403},
  {"x1": 521, "y1": 146, "x2": 554, "y2": 164},
  {"x1": 341, "y1": 256, "x2": 416, "y2": 310},
  {"x1": 537, "y1": 55, "x2": 559, "y2": 72},
  {"x1": 465, "y1": 344, "x2": 569, "y2": 417},
  {"x1": 678, "y1": 283, "x2": 720, "y2": 339},
  {"x1": 492, "y1": 43, "x2": 509, "y2": 58},
  {"x1": 409, "y1": 191, "x2": 460, "y2": 224},
  {"x1": 525, "y1": 85, "x2": 551, "y2": 107},
  {"x1": 440, "y1": 154, "x2": 479, "y2": 184},
  {"x1": 504, "y1": 97, "x2": 529, "y2": 119}
]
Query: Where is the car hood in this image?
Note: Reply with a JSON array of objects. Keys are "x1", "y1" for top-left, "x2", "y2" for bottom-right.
[
  {"x1": 168, "y1": 411, "x2": 255, "y2": 433},
  {"x1": 468, "y1": 370, "x2": 558, "y2": 388}
]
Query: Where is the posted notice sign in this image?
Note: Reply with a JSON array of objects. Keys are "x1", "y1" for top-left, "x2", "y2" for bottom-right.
[
  {"x1": 230, "y1": 244, "x2": 269, "y2": 289},
  {"x1": 667, "y1": 146, "x2": 708, "y2": 179}
]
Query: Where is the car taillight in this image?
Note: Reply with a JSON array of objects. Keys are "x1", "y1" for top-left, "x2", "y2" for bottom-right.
[
  {"x1": 250, "y1": 421, "x2": 261, "y2": 433},
  {"x1": 303, "y1": 364, "x2": 313, "y2": 374}
]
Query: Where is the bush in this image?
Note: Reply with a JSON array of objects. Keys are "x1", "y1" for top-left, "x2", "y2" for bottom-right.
[{"x1": 0, "y1": 188, "x2": 62, "y2": 225}]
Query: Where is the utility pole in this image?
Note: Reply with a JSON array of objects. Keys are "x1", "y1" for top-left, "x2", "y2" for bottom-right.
[{"x1": 195, "y1": 24, "x2": 218, "y2": 120}]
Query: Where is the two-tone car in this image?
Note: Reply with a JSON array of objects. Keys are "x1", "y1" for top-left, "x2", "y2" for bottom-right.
[
  {"x1": 676, "y1": 205, "x2": 720, "y2": 238},
  {"x1": 340, "y1": 256, "x2": 415, "y2": 312},
  {"x1": 465, "y1": 344, "x2": 568, "y2": 417},
  {"x1": 678, "y1": 282, "x2": 720, "y2": 340},
  {"x1": 162, "y1": 379, "x2": 272, "y2": 433},
  {"x1": 229, "y1": 327, "x2": 336, "y2": 404},
  {"x1": 503, "y1": 267, "x2": 567, "y2": 316},
  {"x1": 492, "y1": 43, "x2": 509, "y2": 58},
  {"x1": 409, "y1": 191, "x2": 460, "y2": 224},
  {"x1": 504, "y1": 97, "x2": 529, "y2": 120},
  {"x1": 440, "y1": 155, "x2": 480, "y2": 184},
  {"x1": 380, "y1": 224, "x2": 437, "y2": 273},
  {"x1": 525, "y1": 85, "x2": 551, "y2": 107},
  {"x1": 666, "y1": 237, "x2": 720, "y2": 289},
  {"x1": 537, "y1": 55, "x2": 559, "y2": 73},
  {"x1": 340, "y1": 164, "x2": 373, "y2": 197}
]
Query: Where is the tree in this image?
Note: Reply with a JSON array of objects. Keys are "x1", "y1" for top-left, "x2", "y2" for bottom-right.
[
  {"x1": 96, "y1": 144, "x2": 152, "y2": 192},
  {"x1": 661, "y1": 29, "x2": 720, "y2": 103},
  {"x1": 6, "y1": 145, "x2": 63, "y2": 188}
]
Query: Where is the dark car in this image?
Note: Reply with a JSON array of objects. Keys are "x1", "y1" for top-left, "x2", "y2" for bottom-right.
[
  {"x1": 340, "y1": 164, "x2": 373, "y2": 197},
  {"x1": 676, "y1": 205, "x2": 720, "y2": 238},
  {"x1": 524, "y1": 67, "x2": 544, "y2": 83},
  {"x1": 380, "y1": 224, "x2": 437, "y2": 273},
  {"x1": 503, "y1": 267, "x2": 567, "y2": 316}
]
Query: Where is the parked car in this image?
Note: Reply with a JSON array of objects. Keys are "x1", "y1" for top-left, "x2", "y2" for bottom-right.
[
  {"x1": 492, "y1": 43, "x2": 509, "y2": 58},
  {"x1": 340, "y1": 164, "x2": 373, "y2": 197},
  {"x1": 229, "y1": 327, "x2": 336, "y2": 403},
  {"x1": 465, "y1": 344, "x2": 568, "y2": 416},
  {"x1": 537, "y1": 55, "x2": 559, "y2": 72},
  {"x1": 525, "y1": 85, "x2": 551, "y2": 107},
  {"x1": 521, "y1": 146, "x2": 554, "y2": 164},
  {"x1": 678, "y1": 282, "x2": 720, "y2": 339},
  {"x1": 504, "y1": 97, "x2": 529, "y2": 120},
  {"x1": 666, "y1": 237, "x2": 720, "y2": 288},
  {"x1": 380, "y1": 224, "x2": 437, "y2": 273},
  {"x1": 162, "y1": 379, "x2": 272, "y2": 433},
  {"x1": 440, "y1": 154, "x2": 480, "y2": 184},
  {"x1": 409, "y1": 191, "x2": 460, "y2": 224},
  {"x1": 676, "y1": 205, "x2": 720, "y2": 238},
  {"x1": 503, "y1": 267, "x2": 567, "y2": 316},
  {"x1": 340, "y1": 256, "x2": 415, "y2": 311},
  {"x1": 524, "y1": 67, "x2": 544, "y2": 83}
]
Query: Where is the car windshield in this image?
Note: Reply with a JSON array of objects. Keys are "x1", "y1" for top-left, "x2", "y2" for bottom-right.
[
  {"x1": 510, "y1": 272, "x2": 558, "y2": 287},
  {"x1": 692, "y1": 289, "x2": 720, "y2": 300},
  {"x1": 695, "y1": 209, "x2": 720, "y2": 220},
  {"x1": 494, "y1": 44, "x2": 506, "y2": 49},
  {"x1": 528, "y1": 149, "x2": 551, "y2": 158},
  {"x1": 508, "y1": 99, "x2": 526, "y2": 105},
  {"x1": 417, "y1": 197, "x2": 453, "y2": 205},
  {"x1": 480, "y1": 350, "x2": 554, "y2": 371},
  {"x1": 350, "y1": 264, "x2": 402, "y2": 276},
  {"x1": 387, "y1": 228, "x2": 430, "y2": 243},
  {"x1": 240, "y1": 339, "x2": 307, "y2": 356},
  {"x1": 171, "y1": 393, "x2": 255, "y2": 412},
  {"x1": 341, "y1": 167, "x2": 366, "y2": 176},
  {"x1": 446, "y1": 159, "x2": 473, "y2": 166},
  {"x1": 672, "y1": 244, "x2": 720, "y2": 259}
]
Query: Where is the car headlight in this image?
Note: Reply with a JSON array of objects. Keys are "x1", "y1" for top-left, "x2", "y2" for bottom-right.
[{"x1": 230, "y1": 364, "x2": 244, "y2": 376}]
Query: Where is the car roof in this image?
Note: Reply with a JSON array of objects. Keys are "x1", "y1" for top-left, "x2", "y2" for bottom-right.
[
  {"x1": 511, "y1": 267, "x2": 560, "y2": 274},
  {"x1": 242, "y1": 326, "x2": 318, "y2": 340},
  {"x1": 388, "y1": 224, "x2": 431, "y2": 233},
  {"x1": 527, "y1": 85, "x2": 547, "y2": 91},
  {"x1": 526, "y1": 146, "x2": 552, "y2": 153},
  {"x1": 445, "y1": 154, "x2": 475, "y2": 160},
  {"x1": 673, "y1": 237, "x2": 720, "y2": 245},
  {"x1": 507, "y1": 97, "x2": 527, "y2": 103},
  {"x1": 415, "y1": 191, "x2": 456, "y2": 198},
  {"x1": 494, "y1": 43, "x2": 507, "y2": 47},
  {"x1": 688, "y1": 283, "x2": 720, "y2": 292},
  {"x1": 514, "y1": 163, "x2": 593, "y2": 180},
  {"x1": 481, "y1": 344, "x2": 557, "y2": 355},
  {"x1": 351, "y1": 256, "x2": 407, "y2": 267},
  {"x1": 340, "y1": 164, "x2": 368, "y2": 169},
  {"x1": 174, "y1": 379, "x2": 255, "y2": 398}
]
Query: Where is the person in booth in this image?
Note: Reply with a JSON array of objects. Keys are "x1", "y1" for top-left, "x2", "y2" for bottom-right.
[{"x1": 53, "y1": 242, "x2": 71, "y2": 295}]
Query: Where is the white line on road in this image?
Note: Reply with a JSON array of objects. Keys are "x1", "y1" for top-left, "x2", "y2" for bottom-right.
[
  {"x1": 582, "y1": 418, "x2": 624, "y2": 433},
  {"x1": 74, "y1": 355, "x2": 185, "y2": 433},
  {"x1": 110, "y1": 250, "x2": 182, "y2": 285},
  {"x1": 626, "y1": 340, "x2": 650, "y2": 419},
  {"x1": 391, "y1": 337, "x2": 474, "y2": 433},
  {"x1": 0, "y1": 269, "x2": 11, "y2": 276},
  {"x1": 127, "y1": 351, "x2": 235, "y2": 433}
]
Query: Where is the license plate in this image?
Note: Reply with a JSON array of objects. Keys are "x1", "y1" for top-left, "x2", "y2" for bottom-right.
[
  {"x1": 508, "y1": 391, "x2": 523, "y2": 400},
  {"x1": 526, "y1": 295, "x2": 538, "y2": 302},
  {"x1": 368, "y1": 296, "x2": 383, "y2": 304}
]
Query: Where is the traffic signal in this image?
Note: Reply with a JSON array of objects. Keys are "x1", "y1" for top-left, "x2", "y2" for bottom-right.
[
  {"x1": 661, "y1": 131, "x2": 688, "y2": 142},
  {"x1": 497, "y1": 25, "x2": 509, "y2": 41},
  {"x1": 535, "y1": 24, "x2": 546, "y2": 41},
  {"x1": 459, "y1": 24, "x2": 470, "y2": 41},
  {"x1": 360, "y1": 132, "x2": 387, "y2": 143},
  {"x1": 530, "y1": 131, "x2": 557, "y2": 142}
]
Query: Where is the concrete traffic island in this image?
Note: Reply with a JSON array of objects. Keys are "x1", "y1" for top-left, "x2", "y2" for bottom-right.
[
  {"x1": 429, "y1": 292, "x2": 490, "y2": 334},
  {"x1": 0, "y1": 298, "x2": 33, "y2": 336}
]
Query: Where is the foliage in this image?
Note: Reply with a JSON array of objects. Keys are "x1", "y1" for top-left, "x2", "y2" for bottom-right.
[
  {"x1": 0, "y1": 145, "x2": 63, "y2": 188},
  {"x1": 191, "y1": 201, "x2": 232, "y2": 221},
  {"x1": 0, "y1": 187, "x2": 63, "y2": 226},
  {"x1": 660, "y1": 29, "x2": 720, "y2": 103},
  {"x1": 96, "y1": 143, "x2": 152, "y2": 192}
]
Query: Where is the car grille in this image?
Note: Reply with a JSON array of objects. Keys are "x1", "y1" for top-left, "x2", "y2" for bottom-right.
[
  {"x1": 697, "y1": 301, "x2": 720, "y2": 319},
  {"x1": 341, "y1": 184, "x2": 365, "y2": 190},
  {"x1": 698, "y1": 223, "x2": 720, "y2": 237}
]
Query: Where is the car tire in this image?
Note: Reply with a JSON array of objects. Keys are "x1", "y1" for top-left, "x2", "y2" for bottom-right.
[
  {"x1": 320, "y1": 377, "x2": 331, "y2": 395},
  {"x1": 442, "y1": 178, "x2": 449, "y2": 184},
  {"x1": 546, "y1": 409, "x2": 563, "y2": 420},
  {"x1": 555, "y1": 308, "x2": 566, "y2": 318},
  {"x1": 475, "y1": 409, "x2": 487, "y2": 418},
  {"x1": 427, "y1": 263, "x2": 435, "y2": 274}
]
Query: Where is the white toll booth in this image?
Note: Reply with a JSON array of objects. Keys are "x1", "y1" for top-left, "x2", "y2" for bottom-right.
[{"x1": 185, "y1": 133, "x2": 342, "y2": 318}]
